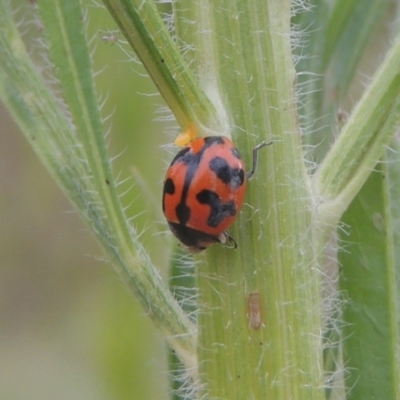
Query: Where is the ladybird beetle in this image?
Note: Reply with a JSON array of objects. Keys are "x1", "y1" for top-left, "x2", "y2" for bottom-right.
[{"x1": 162, "y1": 136, "x2": 268, "y2": 252}]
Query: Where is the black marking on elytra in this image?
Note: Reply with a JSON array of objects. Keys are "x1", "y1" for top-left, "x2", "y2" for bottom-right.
[
  {"x1": 162, "y1": 178, "x2": 175, "y2": 212},
  {"x1": 163, "y1": 178, "x2": 175, "y2": 195},
  {"x1": 173, "y1": 136, "x2": 225, "y2": 225},
  {"x1": 170, "y1": 146, "x2": 190, "y2": 166},
  {"x1": 175, "y1": 202, "x2": 191, "y2": 225},
  {"x1": 209, "y1": 156, "x2": 245, "y2": 188},
  {"x1": 196, "y1": 189, "x2": 236, "y2": 227}
]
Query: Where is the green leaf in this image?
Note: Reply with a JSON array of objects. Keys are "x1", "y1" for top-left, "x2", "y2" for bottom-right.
[{"x1": 339, "y1": 158, "x2": 400, "y2": 399}]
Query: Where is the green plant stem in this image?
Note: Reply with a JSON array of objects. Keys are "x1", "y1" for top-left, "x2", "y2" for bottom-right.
[
  {"x1": 174, "y1": 0, "x2": 325, "y2": 398},
  {"x1": 101, "y1": 0, "x2": 226, "y2": 136}
]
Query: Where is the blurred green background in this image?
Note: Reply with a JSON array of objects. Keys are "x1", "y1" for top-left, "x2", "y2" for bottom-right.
[{"x1": 0, "y1": 2, "x2": 174, "y2": 399}]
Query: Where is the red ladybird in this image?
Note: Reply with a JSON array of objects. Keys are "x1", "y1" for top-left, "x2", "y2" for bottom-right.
[{"x1": 162, "y1": 136, "x2": 267, "y2": 252}]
